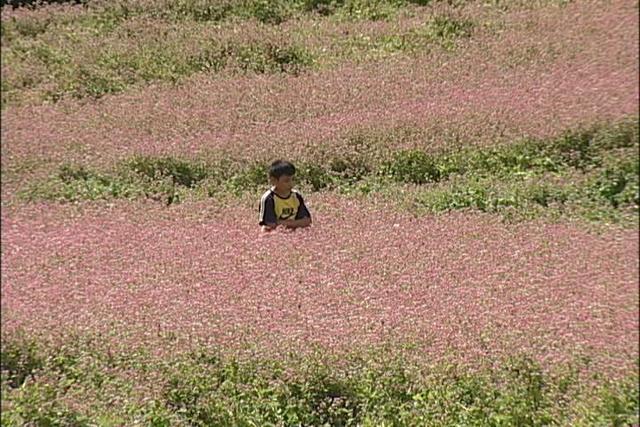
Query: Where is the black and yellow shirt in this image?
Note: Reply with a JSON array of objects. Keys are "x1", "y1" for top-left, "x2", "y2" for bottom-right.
[{"x1": 259, "y1": 188, "x2": 311, "y2": 226}]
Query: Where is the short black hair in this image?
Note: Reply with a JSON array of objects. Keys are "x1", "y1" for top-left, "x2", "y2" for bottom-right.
[{"x1": 269, "y1": 160, "x2": 296, "y2": 179}]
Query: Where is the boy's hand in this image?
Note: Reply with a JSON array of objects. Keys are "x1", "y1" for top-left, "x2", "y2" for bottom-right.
[{"x1": 261, "y1": 224, "x2": 277, "y2": 232}]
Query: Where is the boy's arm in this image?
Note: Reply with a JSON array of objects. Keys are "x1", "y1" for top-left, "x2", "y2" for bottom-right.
[{"x1": 259, "y1": 194, "x2": 277, "y2": 231}]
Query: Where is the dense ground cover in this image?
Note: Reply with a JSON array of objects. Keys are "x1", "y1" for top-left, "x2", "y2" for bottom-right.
[
  {"x1": 1, "y1": 0, "x2": 638, "y2": 425},
  {"x1": 3, "y1": 198, "x2": 638, "y2": 366}
]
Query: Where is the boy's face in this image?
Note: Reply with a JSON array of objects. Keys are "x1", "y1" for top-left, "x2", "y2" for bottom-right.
[{"x1": 270, "y1": 174, "x2": 294, "y2": 193}]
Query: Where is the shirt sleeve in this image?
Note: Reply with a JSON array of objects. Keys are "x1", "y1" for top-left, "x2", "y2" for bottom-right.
[
  {"x1": 259, "y1": 194, "x2": 277, "y2": 226},
  {"x1": 295, "y1": 192, "x2": 311, "y2": 220}
]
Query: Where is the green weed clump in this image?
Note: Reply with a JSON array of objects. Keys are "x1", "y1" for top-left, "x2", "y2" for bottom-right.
[
  {"x1": 233, "y1": 43, "x2": 314, "y2": 75},
  {"x1": 384, "y1": 120, "x2": 637, "y2": 184},
  {"x1": 1, "y1": 333, "x2": 44, "y2": 389},
  {"x1": 125, "y1": 156, "x2": 208, "y2": 188},
  {"x1": 21, "y1": 163, "x2": 135, "y2": 203},
  {"x1": 384, "y1": 149, "x2": 442, "y2": 184},
  {"x1": 401, "y1": 119, "x2": 638, "y2": 223}
]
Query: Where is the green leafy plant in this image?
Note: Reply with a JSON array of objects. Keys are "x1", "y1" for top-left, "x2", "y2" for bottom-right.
[{"x1": 384, "y1": 149, "x2": 441, "y2": 184}]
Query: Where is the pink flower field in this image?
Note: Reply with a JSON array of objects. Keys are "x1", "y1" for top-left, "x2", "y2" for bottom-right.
[
  {"x1": 1, "y1": 0, "x2": 637, "y2": 172},
  {"x1": 2, "y1": 197, "x2": 638, "y2": 377},
  {"x1": 1, "y1": 0, "x2": 638, "y2": 423}
]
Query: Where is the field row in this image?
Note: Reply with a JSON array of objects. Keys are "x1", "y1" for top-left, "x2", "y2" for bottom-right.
[
  {"x1": 3, "y1": 194, "x2": 638, "y2": 365},
  {"x1": 1, "y1": 0, "x2": 573, "y2": 27},
  {"x1": 4, "y1": 118, "x2": 636, "y2": 226},
  {"x1": 0, "y1": 0, "x2": 480, "y2": 106},
  {"x1": 2, "y1": 335, "x2": 637, "y2": 426},
  {"x1": 2, "y1": 0, "x2": 631, "y2": 106}
]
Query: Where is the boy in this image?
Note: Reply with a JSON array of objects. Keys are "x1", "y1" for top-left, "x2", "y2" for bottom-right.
[{"x1": 259, "y1": 160, "x2": 312, "y2": 232}]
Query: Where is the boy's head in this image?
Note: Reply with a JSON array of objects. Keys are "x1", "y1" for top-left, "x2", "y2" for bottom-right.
[{"x1": 269, "y1": 160, "x2": 296, "y2": 193}]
